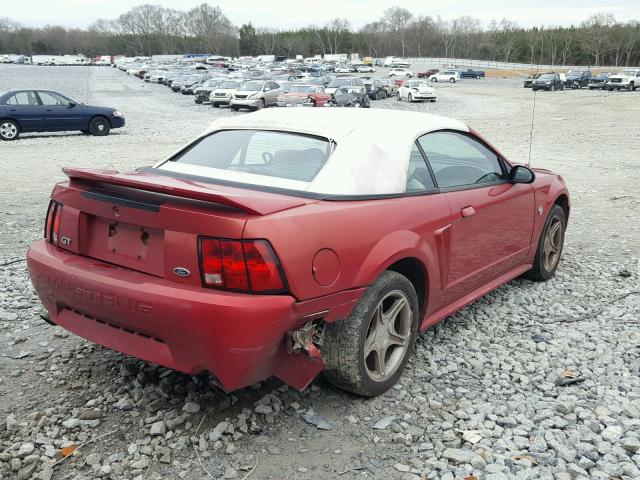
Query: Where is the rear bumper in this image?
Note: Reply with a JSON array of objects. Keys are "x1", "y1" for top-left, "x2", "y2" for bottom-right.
[{"x1": 27, "y1": 240, "x2": 363, "y2": 391}]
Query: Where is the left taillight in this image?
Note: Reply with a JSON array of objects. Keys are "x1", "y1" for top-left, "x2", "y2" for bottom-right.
[
  {"x1": 198, "y1": 237, "x2": 287, "y2": 294},
  {"x1": 45, "y1": 201, "x2": 63, "y2": 246}
]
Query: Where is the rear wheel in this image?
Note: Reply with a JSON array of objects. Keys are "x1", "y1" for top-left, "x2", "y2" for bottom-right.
[
  {"x1": 523, "y1": 204, "x2": 566, "y2": 281},
  {"x1": 89, "y1": 116, "x2": 110, "y2": 136},
  {"x1": 323, "y1": 271, "x2": 419, "y2": 396},
  {"x1": 0, "y1": 120, "x2": 20, "y2": 141},
  {"x1": 449, "y1": 78, "x2": 456, "y2": 83},
  {"x1": 431, "y1": 77, "x2": 437, "y2": 82}
]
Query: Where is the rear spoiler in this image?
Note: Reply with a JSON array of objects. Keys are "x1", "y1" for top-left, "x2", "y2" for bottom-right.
[{"x1": 62, "y1": 167, "x2": 311, "y2": 216}]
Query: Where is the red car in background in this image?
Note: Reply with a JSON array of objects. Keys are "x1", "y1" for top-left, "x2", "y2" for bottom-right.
[
  {"x1": 276, "y1": 84, "x2": 331, "y2": 107},
  {"x1": 27, "y1": 109, "x2": 569, "y2": 397},
  {"x1": 418, "y1": 68, "x2": 439, "y2": 78}
]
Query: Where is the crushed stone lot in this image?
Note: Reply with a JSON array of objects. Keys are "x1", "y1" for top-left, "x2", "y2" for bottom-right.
[{"x1": 0, "y1": 65, "x2": 639, "y2": 480}]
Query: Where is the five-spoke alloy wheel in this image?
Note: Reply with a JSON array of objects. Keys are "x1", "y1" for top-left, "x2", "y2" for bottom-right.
[{"x1": 324, "y1": 271, "x2": 419, "y2": 396}]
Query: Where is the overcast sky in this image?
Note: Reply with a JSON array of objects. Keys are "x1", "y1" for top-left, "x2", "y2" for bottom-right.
[{"x1": 4, "y1": 0, "x2": 639, "y2": 29}]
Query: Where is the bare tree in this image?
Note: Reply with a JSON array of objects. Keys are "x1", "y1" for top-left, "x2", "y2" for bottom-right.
[
  {"x1": 581, "y1": 13, "x2": 616, "y2": 65},
  {"x1": 383, "y1": 7, "x2": 413, "y2": 57}
]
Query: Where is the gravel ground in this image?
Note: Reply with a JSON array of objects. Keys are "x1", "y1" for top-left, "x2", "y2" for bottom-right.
[{"x1": 0, "y1": 65, "x2": 639, "y2": 480}]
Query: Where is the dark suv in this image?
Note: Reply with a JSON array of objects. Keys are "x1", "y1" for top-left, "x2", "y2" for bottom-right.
[
  {"x1": 532, "y1": 73, "x2": 565, "y2": 91},
  {"x1": 565, "y1": 70, "x2": 592, "y2": 89}
]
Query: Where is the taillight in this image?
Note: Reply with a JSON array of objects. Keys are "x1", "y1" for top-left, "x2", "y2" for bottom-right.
[
  {"x1": 199, "y1": 237, "x2": 287, "y2": 294},
  {"x1": 45, "y1": 201, "x2": 63, "y2": 245}
]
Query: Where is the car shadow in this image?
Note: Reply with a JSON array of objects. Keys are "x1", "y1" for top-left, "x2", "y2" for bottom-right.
[{"x1": 15, "y1": 131, "x2": 125, "y2": 141}]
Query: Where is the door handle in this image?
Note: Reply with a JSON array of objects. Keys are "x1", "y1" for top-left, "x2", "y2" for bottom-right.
[{"x1": 461, "y1": 206, "x2": 477, "y2": 217}]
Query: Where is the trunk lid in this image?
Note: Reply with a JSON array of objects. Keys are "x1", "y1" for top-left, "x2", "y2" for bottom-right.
[{"x1": 52, "y1": 168, "x2": 314, "y2": 286}]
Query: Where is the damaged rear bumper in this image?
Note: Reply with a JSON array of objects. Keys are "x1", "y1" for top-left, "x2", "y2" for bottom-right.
[{"x1": 27, "y1": 240, "x2": 363, "y2": 391}]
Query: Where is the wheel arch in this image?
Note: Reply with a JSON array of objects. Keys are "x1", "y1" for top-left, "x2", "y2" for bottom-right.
[
  {"x1": 89, "y1": 114, "x2": 112, "y2": 128},
  {"x1": 0, "y1": 116, "x2": 22, "y2": 130},
  {"x1": 353, "y1": 231, "x2": 436, "y2": 318},
  {"x1": 554, "y1": 193, "x2": 570, "y2": 223},
  {"x1": 386, "y1": 257, "x2": 428, "y2": 317}
]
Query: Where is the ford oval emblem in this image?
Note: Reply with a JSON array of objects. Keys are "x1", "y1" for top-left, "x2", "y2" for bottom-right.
[{"x1": 173, "y1": 267, "x2": 191, "y2": 278}]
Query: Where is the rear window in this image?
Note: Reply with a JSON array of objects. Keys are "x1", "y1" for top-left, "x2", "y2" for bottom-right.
[{"x1": 170, "y1": 130, "x2": 332, "y2": 182}]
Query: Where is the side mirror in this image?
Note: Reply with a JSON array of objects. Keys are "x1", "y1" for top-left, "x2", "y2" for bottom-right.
[
  {"x1": 68, "y1": 102, "x2": 76, "y2": 108},
  {"x1": 509, "y1": 165, "x2": 535, "y2": 184}
]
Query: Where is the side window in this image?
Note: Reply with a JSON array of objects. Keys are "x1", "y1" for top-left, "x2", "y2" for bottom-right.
[
  {"x1": 406, "y1": 143, "x2": 435, "y2": 192},
  {"x1": 6, "y1": 91, "x2": 39, "y2": 106},
  {"x1": 417, "y1": 131, "x2": 505, "y2": 189},
  {"x1": 38, "y1": 91, "x2": 69, "y2": 106}
]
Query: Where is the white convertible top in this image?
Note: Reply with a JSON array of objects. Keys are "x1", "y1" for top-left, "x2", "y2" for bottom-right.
[{"x1": 157, "y1": 109, "x2": 469, "y2": 195}]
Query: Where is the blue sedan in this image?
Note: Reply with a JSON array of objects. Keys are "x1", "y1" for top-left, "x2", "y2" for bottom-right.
[{"x1": 0, "y1": 90, "x2": 125, "y2": 141}]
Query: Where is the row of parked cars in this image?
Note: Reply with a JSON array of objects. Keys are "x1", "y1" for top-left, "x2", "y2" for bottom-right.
[
  {"x1": 524, "y1": 69, "x2": 640, "y2": 91},
  {"x1": 118, "y1": 60, "x2": 440, "y2": 109}
]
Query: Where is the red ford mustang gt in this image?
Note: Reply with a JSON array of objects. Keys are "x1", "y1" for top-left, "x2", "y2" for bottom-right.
[{"x1": 27, "y1": 109, "x2": 569, "y2": 397}]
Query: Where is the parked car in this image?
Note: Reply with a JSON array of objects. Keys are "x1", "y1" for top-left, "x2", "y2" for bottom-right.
[
  {"x1": 0, "y1": 89, "x2": 124, "y2": 141},
  {"x1": 430, "y1": 70, "x2": 460, "y2": 83},
  {"x1": 334, "y1": 65, "x2": 354, "y2": 74},
  {"x1": 532, "y1": 73, "x2": 565, "y2": 91},
  {"x1": 389, "y1": 68, "x2": 414, "y2": 78},
  {"x1": 325, "y1": 77, "x2": 364, "y2": 95},
  {"x1": 397, "y1": 80, "x2": 436, "y2": 102},
  {"x1": 458, "y1": 68, "x2": 485, "y2": 79},
  {"x1": 604, "y1": 69, "x2": 640, "y2": 91},
  {"x1": 276, "y1": 85, "x2": 331, "y2": 107},
  {"x1": 210, "y1": 80, "x2": 241, "y2": 107},
  {"x1": 27, "y1": 108, "x2": 569, "y2": 396},
  {"x1": 326, "y1": 86, "x2": 371, "y2": 108},
  {"x1": 379, "y1": 79, "x2": 399, "y2": 97},
  {"x1": 565, "y1": 70, "x2": 592, "y2": 89},
  {"x1": 363, "y1": 79, "x2": 387, "y2": 100},
  {"x1": 230, "y1": 80, "x2": 283, "y2": 111},
  {"x1": 357, "y1": 66, "x2": 375, "y2": 73},
  {"x1": 523, "y1": 73, "x2": 541, "y2": 88},
  {"x1": 587, "y1": 72, "x2": 613, "y2": 89},
  {"x1": 194, "y1": 79, "x2": 224, "y2": 104},
  {"x1": 418, "y1": 68, "x2": 439, "y2": 78}
]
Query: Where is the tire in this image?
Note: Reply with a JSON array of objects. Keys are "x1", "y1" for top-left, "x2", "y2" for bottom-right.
[
  {"x1": 396, "y1": 93, "x2": 401, "y2": 101},
  {"x1": 89, "y1": 116, "x2": 110, "y2": 136},
  {"x1": 80, "y1": 130, "x2": 91, "y2": 135},
  {"x1": 628, "y1": 83, "x2": 634, "y2": 92},
  {"x1": 407, "y1": 93, "x2": 413, "y2": 102},
  {"x1": 0, "y1": 119, "x2": 20, "y2": 141},
  {"x1": 256, "y1": 99, "x2": 266, "y2": 110},
  {"x1": 523, "y1": 204, "x2": 566, "y2": 281},
  {"x1": 195, "y1": 99, "x2": 202, "y2": 104},
  {"x1": 431, "y1": 77, "x2": 437, "y2": 82},
  {"x1": 231, "y1": 106, "x2": 239, "y2": 112},
  {"x1": 449, "y1": 78, "x2": 455, "y2": 83},
  {"x1": 212, "y1": 103, "x2": 220, "y2": 108},
  {"x1": 551, "y1": 84, "x2": 556, "y2": 91},
  {"x1": 382, "y1": 90, "x2": 387, "y2": 99},
  {"x1": 323, "y1": 271, "x2": 419, "y2": 396}
]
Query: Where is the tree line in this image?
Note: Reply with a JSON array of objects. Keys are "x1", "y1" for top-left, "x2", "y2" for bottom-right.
[{"x1": 1, "y1": 5, "x2": 639, "y2": 67}]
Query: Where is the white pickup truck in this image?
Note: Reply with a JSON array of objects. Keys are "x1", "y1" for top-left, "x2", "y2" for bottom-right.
[{"x1": 604, "y1": 69, "x2": 640, "y2": 91}]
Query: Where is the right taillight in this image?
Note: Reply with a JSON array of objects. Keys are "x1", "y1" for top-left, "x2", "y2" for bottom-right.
[
  {"x1": 45, "y1": 201, "x2": 63, "y2": 246},
  {"x1": 199, "y1": 237, "x2": 287, "y2": 294}
]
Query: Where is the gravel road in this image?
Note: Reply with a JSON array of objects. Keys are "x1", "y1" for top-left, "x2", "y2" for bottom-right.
[{"x1": 0, "y1": 65, "x2": 639, "y2": 480}]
